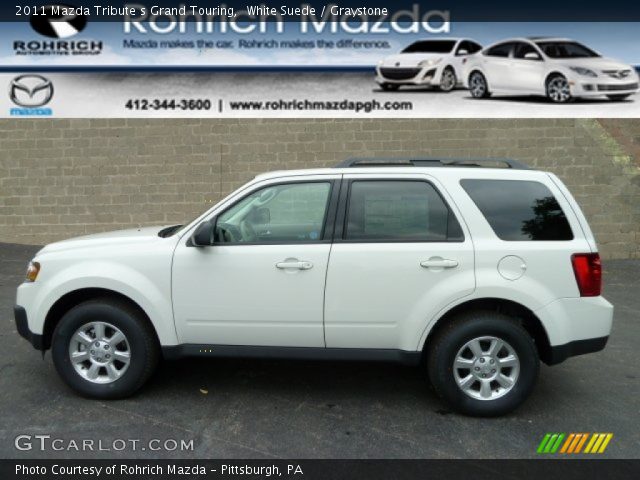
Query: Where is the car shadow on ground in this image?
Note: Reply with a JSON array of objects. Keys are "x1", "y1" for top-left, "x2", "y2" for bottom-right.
[{"x1": 461, "y1": 95, "x2": 633, "y2": 105}]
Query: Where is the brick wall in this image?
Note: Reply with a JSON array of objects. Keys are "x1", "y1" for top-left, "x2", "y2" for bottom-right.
[{"x1": 0, "y1": 119, "x2": 638, "y2": 259}]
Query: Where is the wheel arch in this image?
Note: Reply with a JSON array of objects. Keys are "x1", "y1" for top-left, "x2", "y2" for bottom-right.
[
  {"x1": 42, "y1": 288, "x2": 161, "y2": 351},
  {"x1": 422, "y1": 297, "x2": 553, "y2": 364},
  {"x1": 545, "y1": 71, "x2": 566, "y2": 85}
]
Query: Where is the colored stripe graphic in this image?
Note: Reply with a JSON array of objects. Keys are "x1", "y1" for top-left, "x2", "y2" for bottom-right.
[
  {"x1": 538, "y1": 433, "x2": 613, "y2": 454},
  {"x1": 537, "y1": 433, "x2": 565, "y2": 453}
]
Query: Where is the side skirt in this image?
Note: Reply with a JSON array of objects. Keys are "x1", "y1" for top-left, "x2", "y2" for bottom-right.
[{"x1": 161, "y1": 344, "x2": 422, "y2": 366}]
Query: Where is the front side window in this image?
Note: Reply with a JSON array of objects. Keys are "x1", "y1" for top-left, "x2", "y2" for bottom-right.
[
  {"x1": 345, "y1": 181, "x2": 463, "y2": 242},
  {"x1": 457, "y1": 41, "x2": 482, "y2": 55},
  {"x1": 402, "y1": 40, "x2": 456, "y2": 54},
  {"x1": 461, "y1": 179, "x2": 573, "y2": 241},
  {"x1": 215, "y1": 182, "x2": 331, "y2": 244},
  {"x1": 535, "y1": 41, "x2": 600, "y2": 58},
  {"x1": 514, "y1": 42, "x2": 541, "y2": 60},
  {"x1": 485, "y1": 42, "x2": 514, "y2": 58}
]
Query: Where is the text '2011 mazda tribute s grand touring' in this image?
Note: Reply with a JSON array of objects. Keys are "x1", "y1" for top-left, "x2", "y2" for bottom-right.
[{"x1": 15, "y1": 158, "x2": 613, "y2": 416}]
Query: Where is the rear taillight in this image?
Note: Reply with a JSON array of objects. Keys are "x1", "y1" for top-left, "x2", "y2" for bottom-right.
[{"x1": 571, "y1": 253, "x2": 602, "y2": 297}]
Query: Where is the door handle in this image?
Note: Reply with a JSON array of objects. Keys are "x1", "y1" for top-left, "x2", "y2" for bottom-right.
[
  {"x1": 420, "y1": 258, "x2": 459, "y2": 269},
  {"x1": 276, "y1": 260, "x2": 313, "y2": 270}
]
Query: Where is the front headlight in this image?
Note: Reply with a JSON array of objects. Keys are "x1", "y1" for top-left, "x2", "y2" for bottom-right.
[
  {"x1": 569, "y1": 67, "x2": 597, "y2": 78},
  {"x1": 25, "y1": 261, "x2": 40, "y2": 282},
  {"x1": 377, "y1": 60, "x2": 384, "y2": 66},
  {"x1": 418, "y1": 58, "x2": 443, "y2": 68}
]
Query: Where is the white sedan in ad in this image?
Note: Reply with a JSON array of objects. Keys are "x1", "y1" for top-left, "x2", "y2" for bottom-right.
[
  {"x1": 376, "y1": 38, "x2": 483, "y2": 92},
  {"x1": 465, "y1": 37, "x2": 640, "y2": 103}
]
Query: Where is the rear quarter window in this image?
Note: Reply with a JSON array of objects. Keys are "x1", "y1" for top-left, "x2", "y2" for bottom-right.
[{"x1": 460, "y1": 179, "x2": 574, "y2": 241}]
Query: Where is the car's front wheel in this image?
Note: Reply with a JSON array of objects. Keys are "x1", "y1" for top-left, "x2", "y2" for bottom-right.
[
  {"x1": 469, "y1": 72, "x2": 490, "y2": 98},
  {"x1": 427, "y1": 311, "x2": 539, "y2": 416},
  {"x1": 439, "y1": 67, "x2": 457, "y2": 92},
  {"x1": 546, "y1": 75, "x2": 572, "y2": 103},
  {"x1": 51, "y1": 298, "x2": 159, "y2": 399},
  {"x1": 607, "y1": 94, "x2": 631, "y2": 101}
]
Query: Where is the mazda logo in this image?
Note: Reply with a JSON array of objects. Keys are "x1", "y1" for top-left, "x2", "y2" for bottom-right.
[
  {"x1": 9, "y1": 75, "x2": 54, "y2": 108},
  {"x1": 30, "y1": 4, "x2": 87, "y2": 39}
]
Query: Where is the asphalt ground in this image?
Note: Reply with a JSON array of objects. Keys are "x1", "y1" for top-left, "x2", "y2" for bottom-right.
[
  {"x1": 1, "y1": 72, "x2": 638, "y2": 118},
  {"x1": 0, "y1": 242, "x2": 638, "y2": 459}
]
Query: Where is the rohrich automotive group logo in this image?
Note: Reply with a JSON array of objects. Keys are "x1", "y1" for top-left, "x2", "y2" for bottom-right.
[
  {"x1": 14, "y1": 4, "x2": 102, "y2": 56},
  {"x1": 9, "y1": 75, "x2": 54, "y2": 116},
  {"x1": 537, "y1": 433, "x2": 613, "y2": 454},
  {"x1": 30, "y1": 4, "x2": 87, "y2": 38}
]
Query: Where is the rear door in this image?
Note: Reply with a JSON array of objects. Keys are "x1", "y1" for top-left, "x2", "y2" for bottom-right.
[{"x1": 324, "y1": 173, "x2": 475, "y2": 351}]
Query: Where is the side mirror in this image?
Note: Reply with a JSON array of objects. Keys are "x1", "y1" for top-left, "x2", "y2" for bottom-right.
[
  {"x1": 457, "y1": 49, "x2": 469, "y2": 56},
  {"x1": 189, "y1": 220, "x2": 215, "y2": 247},
  {"x1": 524, "y1": 52, "x2": 541, "y2": 60}
]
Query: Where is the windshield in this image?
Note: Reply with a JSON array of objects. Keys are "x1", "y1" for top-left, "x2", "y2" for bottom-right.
[
  {"x1": 402, "y1": 40, "x2": 456, "y2": 54},
  {"x1": 535, "y1": 41, "x2": 600, "y2": 58}
]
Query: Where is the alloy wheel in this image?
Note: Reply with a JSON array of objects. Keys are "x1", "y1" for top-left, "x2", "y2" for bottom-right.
[
  {"x1": 440, "y1": 69, "x2": 456, "y2": 91},
  {"x1": 68, "y1": 321, "x2": 131, "y2": 384},
  {"x1": 547, "y1": 76, "x2": 571, "y2": 103},
  {"x1": 469, "y1": 73, "x2": 487, "y2": 97},
  {"x1": 453, "y1": 336, "x2": 520, "y2": 401}
]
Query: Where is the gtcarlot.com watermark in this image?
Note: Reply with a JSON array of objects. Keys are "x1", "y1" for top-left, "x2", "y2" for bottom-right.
[{"x1": 15, "y1": 434, "x2": 194, "y2": 452}]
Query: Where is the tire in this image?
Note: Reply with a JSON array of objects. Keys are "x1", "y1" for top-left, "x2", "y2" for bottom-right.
[
  {"x1": 51, "y1": 298, "x2": 160, "y2": 399},
  {"x1": 607, "y1": 94, "x2": 631, "y2": 101},
  {"x1": 427, "y1": 311, "x2": 539, "y2": 417},
  {"x1": 468, "y1": 71, "x2": 490, "y2": 98},
  {"x1": 546, "y1": 74, "x2": 572, "y2": 103},
  {"x1": 381, "y1": 83, "x2": 400, "y2": 92},
  {"x1": 439, "y1": 67, "x2": 457, "y2": 92}
]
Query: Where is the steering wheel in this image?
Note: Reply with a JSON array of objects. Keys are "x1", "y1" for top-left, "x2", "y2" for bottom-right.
[
  {"x1": 239, "y1": 220, "x2": 257, "y2": 242},
  {"x1": 217, "y1": 223, "x2": 241, "y2": 243}
]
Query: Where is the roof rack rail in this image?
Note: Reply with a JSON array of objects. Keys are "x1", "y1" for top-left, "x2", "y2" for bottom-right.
[{"x1": 334, "y1": 157, "x2": 531, "y2": 170}]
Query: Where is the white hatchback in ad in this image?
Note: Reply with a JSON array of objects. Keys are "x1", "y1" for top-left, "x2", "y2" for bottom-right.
[
  {"x1": 376, "y1": 38, "x2": 483, "y2": 92},
  {"x1": 465, "y1": 37, "x2": 640, "y2": 103}
]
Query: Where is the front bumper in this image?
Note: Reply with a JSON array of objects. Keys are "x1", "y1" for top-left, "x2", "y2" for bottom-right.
[
  {"x1": 14, "y1": 305, "x2": 44, "y2": 350},
  {"x1": 376, "y1": 65, "x2": 442, "y2": 86},
  {"x1": 571, "y1": 75, "x2": 639, "y2": 97}
]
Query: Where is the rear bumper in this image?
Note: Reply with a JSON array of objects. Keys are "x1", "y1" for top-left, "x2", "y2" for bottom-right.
[
  {"x1": 546, "y1": 336, "x2": 608, "y2": 365},
  {"x1": 14, "y1": 305, "x2": 44, "y2": 350},
  {"x1": 536, "y1": 296, "x2": 613, "y2": 364}
]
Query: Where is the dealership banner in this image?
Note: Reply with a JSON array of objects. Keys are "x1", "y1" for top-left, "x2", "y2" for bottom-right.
[{"x1": 1, "y1": 2, "x2": 640, "y2": 117}]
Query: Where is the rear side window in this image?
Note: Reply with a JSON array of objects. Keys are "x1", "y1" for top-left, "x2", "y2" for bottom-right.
[
  {"x1": 461, "y1": 179, "x2": 573, "y2": 241},
  {"x1": 345, "y1": 181, "x2": 464, "y2": 242}
]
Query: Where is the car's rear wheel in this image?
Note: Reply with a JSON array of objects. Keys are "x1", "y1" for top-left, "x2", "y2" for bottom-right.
[
  {"x1": 607, "y1": 94, "x2": 631, "y2": 101},
  {"x1": 469, "y1": 72, "x2": 490, "y2": 98},
  {"x1": 427, "y1": 311, "x2": 539, "y2": 416},
  {"x1": 51, "y1": 298, "x2": 159, "y2": 399},
  {"x1": 546, "y1": 75, "x2": 572, "y2": 103},
  {"x1": 439, "y1": 67, "x2": 457, "y2": 92},
  {"x1": 380, "y1": 83, "x2": 400, "y2": 92}
]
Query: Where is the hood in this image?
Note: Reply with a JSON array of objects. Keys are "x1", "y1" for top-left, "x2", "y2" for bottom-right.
[
  {"x1": 38, "y1": 225, "x2": 173, "y2": 255},
  {"x1": 553, "y1": 56, "x2": 633, "y2": 72},
  {"x1": 380, "y1": 53, "x2": 445, "y2": 67}
]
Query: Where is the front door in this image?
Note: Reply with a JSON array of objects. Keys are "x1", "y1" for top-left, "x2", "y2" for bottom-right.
[{"x1": 172, "y1": 177, "x2": 339, "y2": 347}]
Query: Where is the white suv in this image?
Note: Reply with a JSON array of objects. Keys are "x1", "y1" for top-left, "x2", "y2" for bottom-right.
[
  {"x1": 466, "y1": 37, "x2": 639, "y2": 103},
  {"x1": 15, "y1": 158, "x2": 613, "y2": 416}
]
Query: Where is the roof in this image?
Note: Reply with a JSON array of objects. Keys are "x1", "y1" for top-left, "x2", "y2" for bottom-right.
[{"x1": 253, "y1": 158, "x2": 540, "y2": 181}]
